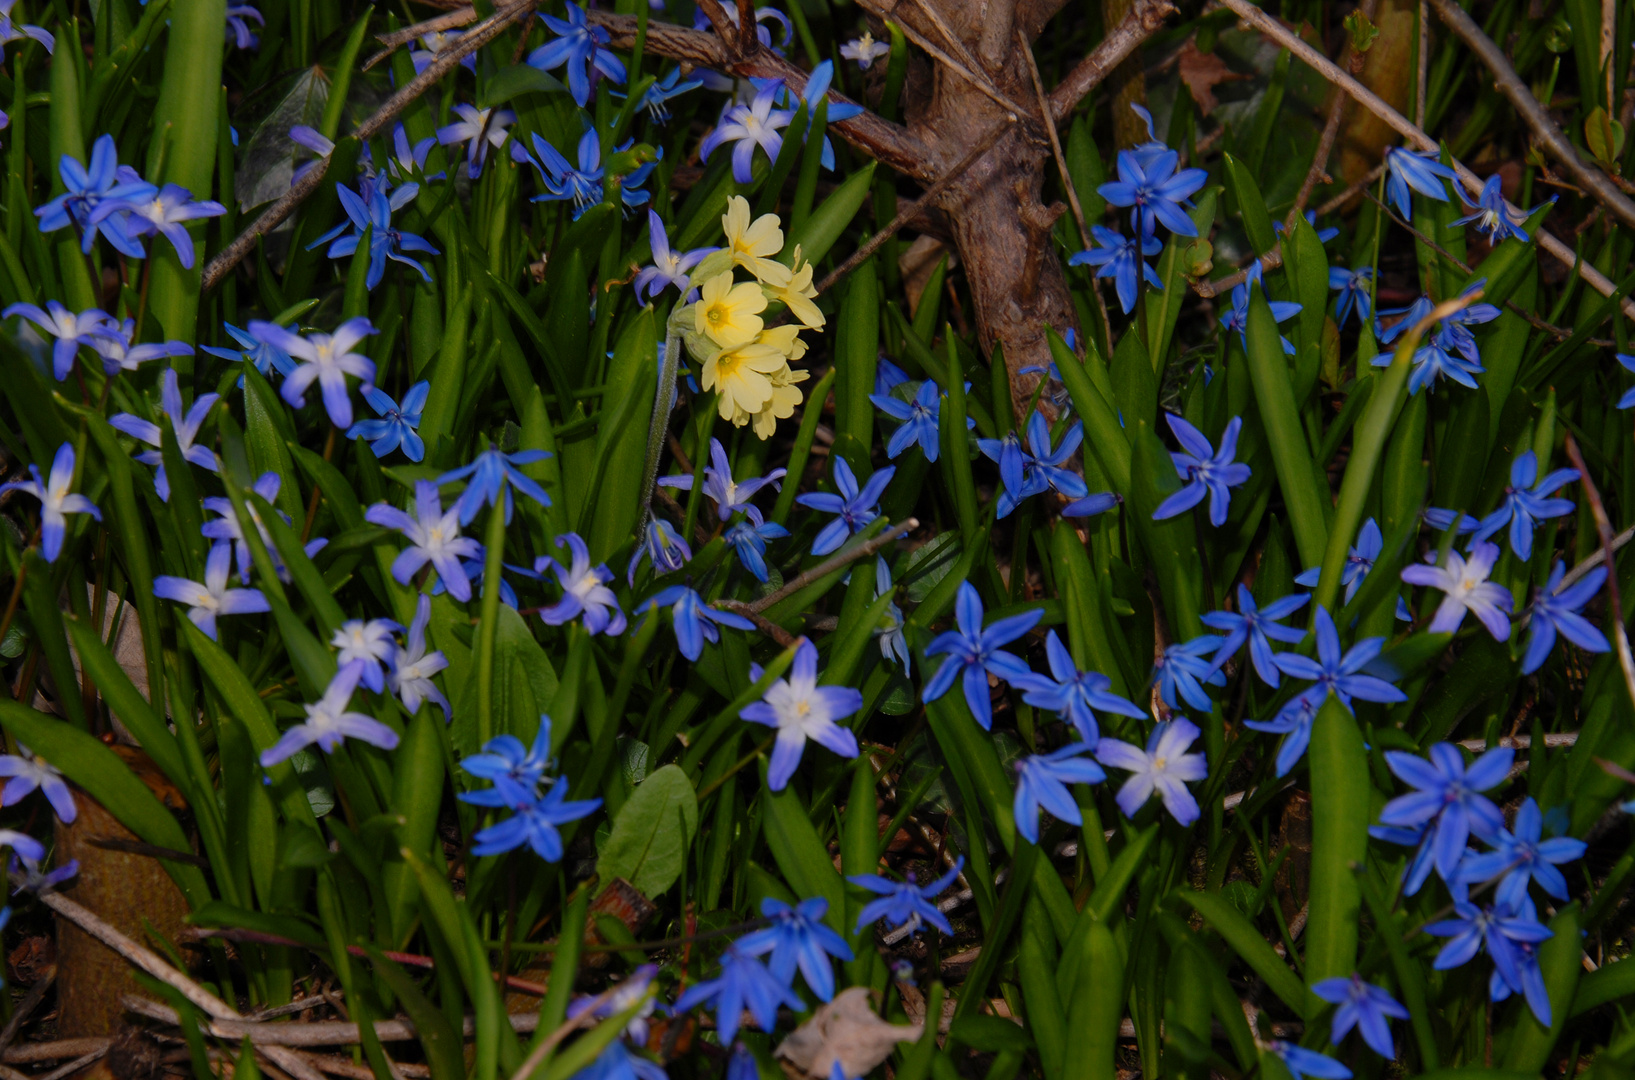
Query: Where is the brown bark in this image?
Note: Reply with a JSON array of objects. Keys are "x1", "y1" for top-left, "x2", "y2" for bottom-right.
[{"x1": 1334, "y1": 0, "x2": 1417, "y2": 188}]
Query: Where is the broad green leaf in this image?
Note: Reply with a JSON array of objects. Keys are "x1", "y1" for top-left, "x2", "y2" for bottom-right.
[
  {"x1": 594, "y1": 763, "x2": 699, "y2": 898},
  {"x1": 452, "y1": 605, "x2": 559, "y2": 757}
]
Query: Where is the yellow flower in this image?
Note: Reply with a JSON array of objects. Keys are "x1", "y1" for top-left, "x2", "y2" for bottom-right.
[
  {"x1": 755, "y1": 324, "x2": 809, "y2": 361},
  {"x1": 722, "y1": 195, "x2": 787, "y2": 283},
  {"x1": 694, "y1": 271, "x2": 766, "y2": 349},
  {"x1": 749, "y1": 369, "x2": 809, "y2": 438},
  {"x1": 768, "y1": 245, "x2": 824, "y2": 330},
  {"x1": 702, "y1": 339, "x2": 788, "y2": 419}
]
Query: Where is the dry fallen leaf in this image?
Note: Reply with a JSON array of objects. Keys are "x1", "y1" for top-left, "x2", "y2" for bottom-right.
[
  {"x1": 775, "y1": 987, "x2": 922, "y2": 1079},
  {"x1": 1178, "y1": 40, "x2": 1249, "y2": 115}
]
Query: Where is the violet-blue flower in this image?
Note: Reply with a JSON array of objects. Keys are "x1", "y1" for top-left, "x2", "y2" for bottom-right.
[
  {"x1": 1379, "y1": 742, "x2": 1513, "y2": 877},
  {"x1": 1267, "y1": 1041, "x2": 1351, "y2": 1080},
  {"x1": 1202, "y1": 583, "x2": 1309, "y2": 687},
  {"x1": 1152, "y1": 413, "x2": 1250, "y2": 526},
  {"x1": 1245, "y1": 690, "x2": 1323, "y2": 778},
  {"x1": 1401, "y1": 541, "x2": 1513, "y2": 640},
  {"x1": 1384, "y1": 146, "x2": 1458, "y2": 219},
  {"x1": 2, "y1": 301, "x2": 118, "y2": 380},
  {"x1": 436, "y1": 105, "x2": 516, "y2": 180},
  {"x1": 1098, "y1": 145, "x2": 1207, "y2": 236},
  {"x1": 848, "y1": 856, "x2": 963, "y2": 937},
  {"x1": 347, "y1": 381, "x2": 429, "y2": 461},
  {"x1": 725, "y1": 506, "x2": 788, "y2": 583},
  {"x1": 1013, "y1": 742, "x2": 1105, "y2": 844},
  {"x1": 461, "y1": 716, "x2": 556, "y2": 808},
  {"x1": 633, "y1": 209, "x2": 714, "y2": 302},
  {"x1": 471, "y1": 778, "x2": 601, "y2": 861},
  {"x1": 637, "y1": 585, "x2": 755, "y2": 661},
  {"x1": 735, "y1": 896, "x2": 854, "y2": 1001},
  {"x1": 1453, "y1": 174, "x2": 1551, "y2": 242},
  {"x1": 700, "y1": 81, "x2": 796, "y2": 185},
  {"x1": 922, "y1": 581, "x2": 1041, "y2": 730},
  {"x1": 260, "y1": 664, "x2": 400, "y2": 766},
  {"x1": 1522, "y1": 561, "x2": 1609, "y2": 674},
  {"x1": 0, "y1": 751, "x2": 74, "y2": 822},
  {"x1": 331, "y1": 618, "x2": 402, "y2": 694},
  {"x1": 312, "y1": 183, "x2": 439, "y2": 288},
  {"x1": 1221, "y1": 263, "x2": 1302, "y2": 355},
  {"x1": 535, "y1": 533, "x2": 627, "y2": 636},
  {"x1": 90, "y1": 182, "x2": 226, "y2": 269},
  {"x1": 1471, "y1": 450, "x2": 1576, "y2": 561},
  {"x1": 1014, "y1": 629, "x2": 1143, "y2": 745},
  {"x1": 1095, "y1": 718, "x2": 1208, "y2": 825},
  {"x1": 437, "y1": 444, "x2": 553, "y2": 526},
  {"x1": 153, "y1": 542, "x2": 270, "y2": 641},
  {"x1": 627, "y1": 517, "x2": 692, "y2": 585},
  {"x1": 0, "y1": 443, "x2": 101, "y2": 563},
  {"x1": 515, "y1": 129, "x2": 605, "y2": 220},
  {"x1": 795, "y1": 457, "x2": 894, "y2": 556},
  {"x1": 201, "y1": 320, "x2": 297, "y2": 380},
  {"x1": 388, "y1": 595, "x2": 450, "y2": 719},
  {"x1": 1455, "y1": 796, "x2": 1585, "y2": 906},
  {"x1": 1069, "y1": 224, "x2": 1162, "y2": 313},
  {"x1": 1153, "y1": 634, "x2": 1226, "y2": 711},
  {"x1": 251, "y1": 317, "x2": 378, "y2": 429},
  {"x1": 672, "y1": 945, "x2": 800, "y2": 1044},
  {"x1": 109, "y1": 367, "x2": 219, "y2": 501},
  {"x1": 527, "y1": 1, "x2": 627, "y2": 107},
  {"x1": 35, "y1": 135, "x2": 137, "y2": 252},
  {"x1": 872, "y1": 379, "x2": 957, "y2": 462},
  {"x1": 365, "y1": 480, "x2": 484, "y2": 602},
  {"x1": 1295, "y1": 517, "x2": 1385, "y2": 603},
  {"x1": 1329, "y1": 265, "x2": 1373, "y2": 328},
  {"x1": 740, "y1": 638, "x2": 861, "y2": 789},
  {"x1": 1271, "y1": 606, "x2": 1407, "y2": 713},
  {"x1": 1311, "y1": 974, "x2": 1408, "y2": 1059}
]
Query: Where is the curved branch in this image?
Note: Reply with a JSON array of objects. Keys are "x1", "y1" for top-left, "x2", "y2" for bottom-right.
[
  {"x1": 1046, "y1": 0, "x2": 1175, "y2": 122},
  {"x1": 1428, "y1": 0, "x2": 1635, "y2": 233}
]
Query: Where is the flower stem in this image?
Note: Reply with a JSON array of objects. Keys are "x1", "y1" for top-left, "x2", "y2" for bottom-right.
[{"x1": 475, "y1": 497, "x2": 509, "y2": 748}]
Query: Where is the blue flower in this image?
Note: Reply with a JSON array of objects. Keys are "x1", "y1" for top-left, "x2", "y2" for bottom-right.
[
  {"x1": 0, "y1": 1, "x2": 52, "y2": 53},
  {"x1": 536, "y1": 533, "x2": 627, "y2": 636},
  {"x1": 1374, "y1": 285, "x2": 1501, "y2": 394},
  {"x1": 1152, "y1": 413, "x2": 1251, "y2": 526},
  {"x1": 1245, "y1": 690, "x2": 1323, "y2": 778},
  {"x1": 1379, "y1": 742, "x2": 1512, "y2": 878},
  {"x1": 1384, "y1": 146, "x2": 1458, "y2": 219},
  {"x1": 1311, "y1": 974, "x2": 1409, "y2": 1059},
  {"x1": 435, "y1": 105, "x2": 515, "y2": 180},
  {"x1": 700, "y1": 81, "x2": 796, "y2": 184},
  {"x1": 0, "y1": 751, "x2": 75, "y2": 822},
  {"x1": 365, "y1": 480, "x2": 484, "y2": 601},
  {"x1": 1455, "y1": 796, "x2": 1585, "y2": 906},
  {"x1": 1369, "y1": 822, "x2": 1438, "y2": 895},
  {"x1": 1268, "y1": 1041, "x2": 1351, "y2": 1080},
  {"x1": 1522, "y1": 560, "x2": 1609, "y2": 674},
  {"x1": 1153, "y1": 635, "x2": 1226, "y2": 711},
  {"x1": 0, "y1": 443, "x2": 100, "y2": 563},
  {"x1": 201, "y1": 320, "x2": 297, "y2": 381},
  {"x1": 437, "y1": 445, "x2": 553, "y2": 526},
  {"x1": 346, "y1": 381, "x2": 429, "y2": 461},
  {"x1": 0, "y1": 829, "x2": 46, "y2": 866},
  {"x1": 79, "y1": 318, "x2": 193, "y2": 377},
  {"x1": 634, "y1": 210, "x2": 715, "y2": 303},
  {"x1": 1014, "y1": 629, "x2": 1143, "y2": 745},
  {"x1": 873, "y1": 558, "x2": 910, "y2": 673},
  {"x1": 569, "y1": 1041, "x2": 667, "y2": 1080},
  {"x1": 923, "y1": 582, "x2": 1041, "y2": 730},
  {"x1": 875, "y1": 358, "x2": 910, "y2": 397},
  {"x1": 386, "y1": 123, "x2": 441, "y2": 184},
  {"x1": 10, "y1": 850, "x2": 78, "y2": 894},
  {"x1": 872, "y1": 380, "x2": 958, "y2": 462},
  {"x1": 225, "y1": 4, "x2": 264, "y2": 49},
  {"x1": 2, "y1": 300, "x2": 119, "y2": 380},
  {"x1": 1424, "y1": 898, "x2": 1553, "y2": 1026},
  {"x1": 782, "y1": 60, "x2": 864, "y2": 171},
  {"x1": 528, "y1": 2, "x2": 627, "y2": 106},
  {"x1": 311, "y1": 182, "x2": 439, "y2": 289},
  {"x1": 250, "y1": 317, "x2": 378, "y2": 428},
  {"x1": 1069, "y1": 224, "x2": 1162, "y2": 313},
  {"x1": 1471, "y1": 450, "x2": 1576, "y2": 561},
  {"x1": 622, "y1": 66, "x2": 703, "y2": 124},
  {"x1": 471, "y1": 778, "x2": 601, "y2": 860},
  {"x1": 388, "y1": 595, "x2": 450, "y2": 719},
  {"x1": 152, "y1": 542, "x2": 269, "y2": 642},
  {"x1": 700, "y1": 438, "x2": 785, "y2": 521},
  {"x1": 515, "y1": 129, "x2": 605, "y2": 220},
  {"x1": 1097, "y1": 145, "x2": 1207, "y2": 237},
  {"x1": 90, "y1": 182, "x2": 226, "y2": 269},
  {"x1": 1201, "y1": 584, "x2": 1309, "y2": 687},
  {"x1": 331, "y1": 618, "x2": 402, "y2": 694},
  {"x1": 628, "y1": 518, "x2": 692, "y2": 585},
  {"x1": 1329, "y1": 265, "x2": 1373, "y2": 328},
  {"x1": 795, "y1": 457, "x2": 894, "y2": 556},
  {"x1": 848, "y1": 857, "x2": 964, "y2": 938},
  {"x1": 260, "y1": 664, "x2": 401, "y2": 766},
  {"x1": 409, "y1": 29, "x2": 477, "y2": 76},
  {"x1": 109, "y1": 367, "x2": 220, "y2": 500},
  {"x1": 461, "y1": 717, "x2": 555, "y2": 808},
  {"x1": 1013, "y1": 742, "x2": 1105, "y2": 844},
  {"x1": 1221, "y1": 263, "x2": 1302, "y2": 355},
  {"x1": 1063, "y1": 491, "x2": 1120, "y2": 518},
  {"x1": 35, "y1": 135, "x2": 137, "y2": 252},
  {"x1": 1423, "y1": 507, "x2": 1481, "y2": 534},
  {"x1": 1619, "y1": 352, "x2": 1635, "y2": 409},
  {"x1": 725, "y1": 507, "x2": 788, "y2": 583},
  {"x1": 673, "y1": 945, "x2": 801, "y2": 1044},
  {"x1": 202, "y1": 471, "x2": 327, "y2": 584},
  {"x1": 1272, "y1": 606, "x2": 1407, "y2": 713},
  {"x1": 638, "y1": 585, "x2": 755, "y2": 661},
  {"x1": 1453, "y1": 174, "x2": 1552, "y2": 242},
  {"x1": 1401, "y1": 541, "x2": 1514, "y2": 640},
  {"x1": 741, "y1": 639, "x2": 861, "y2": 788},
  {"x1": 1295, "y1": 518, "x2": 1384, "y2": 604},
  {"x1": 979, "y1": 413, "x2": 1088, "y2": 518},
  {"x1": 1096, "y1": 718, "x2": 1209, "y2": 825},
  {"x1": 735, "y1": 897, "x2": 854, "y2": 1001}
]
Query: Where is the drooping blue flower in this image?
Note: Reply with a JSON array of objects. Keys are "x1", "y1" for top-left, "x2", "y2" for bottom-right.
[
  {"x1": 36, "y1": 135, "x2": 137, "y2": 252},
  {"x1": 781, "y1": 60, "x2": 864, "y2": 171},
  {"x1": 795, "y1": 457, "x2": 894, "y2": 556},
  {"x1": 1310, "y1": 974, "x2": 1409, "y2": 1059},
  {"x1": 437, "y1": 445, "x2": 553, "y2": 525},
  {"x1": 260, "y1": 664, "x2": 401, "y2": 766},
  {"x1": 1013, "y1": 742, "x2": 1105, "y2": 844},
  {"x1": 725, "y1": 507, "x2": 789, "y2": 583},
  {"x1": 0, "y1": 443, "x2": 101, "y2": 563},
  {"x1": 388, "y1": 595, "x2": 450, "y2": 719},
  {"x1": 225, "y1": 4, "x2": 264, "y2": 49},
  {"x1": 1522, "y1": 561, "x2": 1609, "y2": 674},
  {"x1": 1452, "y1": 174, "x2": 1552, "y2": 242},
  {"x1": 634, "y1": 209, "x2": 714, "y2": 302},
  {"x1": 873, "y1": 558, "x2": 910, "y2": 674},
  {"x1": 1471, "y1": 450, "x2": 1576, "y2": 561},
  {"x1": 1295, "y1": 518, "x2": 1384, "y2": 604},
  {"x1": 514, "y1": 129, "x2": 606, "y2": 220},
  {"x1": 698, "y1": 438, "x2": 784, "y2": 521},
  {"x1": 0, "y1": 751, "x2": 74, "y2": 822},
  {"x1": 10, "y1": 850, "x2": 79, "y2": 894},
  {"x1": 152, "y1": 542, "x2": 269, "y2": 642},
  {"x1": 79, "y1": 318, "x2": 194, "y2": 377},
  {"x1": 1097, "y1": 145, "x2": 1207, "y2": 237},
  {"x1": 700, "y1": 81, "x2": 796, "y2": 184},
  {"x1": 1379, "y1": 742, "x2": 1513, "y2": 877},
  {"x1": 201, "y1": 320, "x2": 298, "y2": 380},
  {"x1": 1153, "y1": 634, "x2": 1226, "y2": 711},
  {"x1": 1068, "y1": 224, "x2": 1162, "y2": 314},
  {"x1": 365, "y1": 480, "x2": 484, "y2": 602},
  {"x1": 89, "y1": 182, "x2": 227, "y2": 269},
  {"x1": 1618, "y1": 353, "x2": 1635, "y2": 409},
  {"x1": 536, "y1": 533, "x2": 627, "y2": 636},
  {"x1": 1245, "y1": 690, "x2": 1323, "y2": 778},
  {"x1": 1063, "y1": 491, "x2": 1120, "y2": 518},
  {"x1": 1455, "y1": 796, "x2": 1585, "y2": 907},
  {"x1": 922, "y1": 581, "x2": 1041, "y2": 730},
  {"x1": 2, "y1": 300, "x2": 119, "y2": 380},
  {"x1": 622, "y1": 66, "x2": 703, "y2": 124},
  {"x1": 250, "y1": 317, "x2": 378, "y2": 428},
  {"x1": 1014, "y1": 629, "x2": 1143, "y2": 745},
  {"x1": 627, "y1": 518, "x2": 692, "y2": 585},
  {"x1": 0, "y1": 829, "x2": 46, "y2": 867},
  {"x1": 735, "y1": 897, "x2": 854, "y2": 1001},
  {"x1": 0, "y1": 1, "x2": 52, "y2": 53},
  {"x1": 569, "y1": 1040, "x2": 668, "y2": 1080},
  {"x1": 471, "y1": 778, "x2": 601, "y2": 860},
  {"x1": 436, "y1": 105, "x2": 515, "y2": 180},
  {"x1": 1152, "y1": 413, "x2": 1251, "y2": 526},
  {"x1": 872, "y1": 379, "x2": 958, "y2": 462},
  {"x1": 1401, "y1": 541, "x2": 1514, "y2": 640},
  {"x1": 1272, "y1": 607, "x2": 1407, "y2": 713},
  {"x1": 461, "y1": 717, "x2": 555, "y2": 808},
  {"x1": 109, "y1": 367, "x2": 220, "y2": 500},
  {"x1": 637, "y1": 585, "x2": 755, "y2": 661},
  {"x1": 1329, "y1": 265, "x2": 1373, "y2": 328},
  {"x1": 1221, "y1": 263, "x2": 1302, "y2": 355},
  {"x1": 673, "y1": 945, "x2": 801, "y2": 1044},
  {"x1": 1374, "y1": 284, "x2": 1501, "y2": 394},
  {"x1": 1202, "y1": 584, "x2": 1309, "y2": 687},
  {"x1": 527, "y1": 2, "x2": 627, "y2": 107},
  {"x1": 1095, "y1": 718, "x2": 1209, "y2": 825},
  {"x1": 311, "y1": 183, "x2": 439, "y2": 289},
  {"x1": 1267, "y1": 1041, "x2": 1352, "y2": 1080},
  {"x1": 346, "y1": 381, "x2": 429, "y2": 461},
  {"x1": 848, "y1": 856, "x2": 964, "y2": 938},
  {"x1": 875, "y1": 358, "x2": 910, "y2": 397},
  {"x1": 1384, "y1": 146, "x2": 1458, "y2": 219},
  {"x1": 1369, "y1": 822, "x2": 1439, "y2": 896}
]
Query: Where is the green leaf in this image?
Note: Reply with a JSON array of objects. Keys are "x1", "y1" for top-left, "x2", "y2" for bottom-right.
[
  {"x1": 760, "y1": 768, "x2": 845, "y2": 933},
  {"x1": 1222, "y1": 152, "x2": 1277, "y2": 257},
  {"x1": 594, "y1": 763, "x2": 699, "y2": 898},
  {"x1": 479, "y1": 65, "x2": 567, "y2": 109},
  {"x1": 1180, "y1": 890, "x2": 1313, "y2": 1017},
  {"x1": 785, "y1": 162, "x2": 876, "y2": 269},
  {"x1": 453, "y1": 606, "x2": 559, "y2": 757},
  {"x1": 1245, "y1": 289, "x2": 1327, "y2": 568},
  {"x1": 1304, "y1": 698, "x2": 1369, "y2": 986}
]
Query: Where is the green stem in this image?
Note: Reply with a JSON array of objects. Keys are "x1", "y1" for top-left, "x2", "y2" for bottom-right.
[
  {"x1": 637, "y1": 309, "x2": 684, "y2": 546},
  {"x1": 475, "y1": 499, "x2": 508, "y2": 748}
]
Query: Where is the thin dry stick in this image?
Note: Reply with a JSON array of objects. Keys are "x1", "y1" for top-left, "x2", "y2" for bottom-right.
[
  {"x1": 1288, "y1": 0, "x2": 1378, "y2": 227},
  {"x1": 1, "y1": 1040, "x2": 110, "y2": 1065},
  {"x1": 1427, "y1": 0, "x2": 1635, "y2": 234},
  {"x1": 891, "y1": 3, "x2": 1028, "y2": 119},
  {"x1": 364, "y1": 4, "x2": 492, "y2": 69},
  {"x1": 712, "y1": 601, "x2": 799, "y2": 647},
  {"x1": 1564, "y1": 433, "x2": 1635, "y2": 712},
  {"x1": 1018, "y1": 31, "x2": 1089, "y2": 247},
  {"x1": 35, "y1": 1048, "x2": 106, "y2": 1080},
  {"x1": 1215, "y1": 0, "x2": 1635, "y2": 322},
  {"x1": 0, "y1": 968, "x2": 54, "y2": 1055},
  {"x1": 739, "y1": 518, "x2": 918, "y2": 615},
  {"x1": 506, "y1": 985, "x2": 621, "y2": 1080},
  {"x1": 123, "y1": 996, "x2": 549, "y2": 1047},
  {"x1": 1315, "y1": 161, "x2": 1387, "y2": 216},
  {"x1": 201, "y1": 0, "x2": 537, "y2": 292},
  {"x1": 1416, "y1": 0, "x2": 1429, "y2": 129}
]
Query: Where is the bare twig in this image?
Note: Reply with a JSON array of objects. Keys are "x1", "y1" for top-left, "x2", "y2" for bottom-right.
[
  {"x1": 1215, "y1": 0, "x2": 1635, "y2": 322},
  {"x1": 1563, "y1": 433, "x2": 1635, "y2": 712},
  {"x1": 1018, "y1": 31, "x2": 1089, "y2": 248},
  {"x1": 124, "y1": 996, "x2": 550, "y2": 1048},
  {"x1": 893, "y1": 0, "x2": 1029, "y2": 118},
  {"x1": 36, "y1": 1048, "x2": 107, "y2": 1080},
  {"x1": 1046, "y1": 0, "x2": 1176, "y2": 123},
  {"x1": 1, "y1": 1040, "x2": 110, "y2": 1065},
  {"x1": 712, "y1": 601, "x2": 800, "y2": 647},
  {"x1": 202, "y1": 0, "x2": 539, "y2": 292},
  {"x1": 1289, "y1": 0, "x2": 1378, "y2": 227},
  {"x1": 1558, "y1": 522, "x2": 1635, "y2": 594},
  {"x1": 0, "y1": 968, "x2": 54, "y2": 1056},
  {"x1": 739, "y1": 519, "x2": 918, "y2": 615},
  {"x1": 364, "y1": 4, "x2": 495, "y2": 70},
  {"x1": 1428, "y1": 0, "x2": 1635, "y2": 233}
]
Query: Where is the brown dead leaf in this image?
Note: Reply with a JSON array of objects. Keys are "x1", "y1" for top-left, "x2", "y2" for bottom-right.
[
  {"x1": 775, "y1": 987, "x2": 922, "y2": 1079},
  {"x1": 1178, "y1": 40, "x2": 1249, "y2": 115}
]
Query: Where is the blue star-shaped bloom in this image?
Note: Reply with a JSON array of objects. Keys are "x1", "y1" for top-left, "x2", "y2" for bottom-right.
[
  {"x1": 848, "y1": 856, "x2": 964, "y2": 938},
  {"x1": 1268, "y1": 1041, "x2": 1352, "y2": 1080},
  {"x1": 734, "y1": 896, "x2": 854, "y2": 1001},
  {"x1": 309, "y1": 182, "x2": 439, "y2": 289},
  {"x1": 1378, "y1": 742, "x2": 1513, "y2": 878},
  {"x1": 1329, "y1": 265, "x2": 1373, "y2": 328},
  {"x1": 978, "y1": 412, "x2": 1088, "y2": 518},
  {"x1": 795, "y1": 457, "x2": 895, "y2": 556},
  {"x1": 724, "y1": 507, "x2": 789, "y2": 583},
  {"x1": 1152, "y1": 413, "x2": 1251, "y2": 526},
  {"x1": 1384, "y1": 146, "x2": 1458, "y2": 219},
  {"x1": 459, "y1": 716, "x2": 555, "y2": 808},
  {"x1": 634, "y1": 209, "x2": 715, "y2": 303},
  {"x1": 1452, "y1": 174, "x2": 1553, "y2": 242},
  {"x1": 619, "y1": 66, "x2": 703, "y2": 124},
  {"x1": 1521, "y1": 560, "x2": 1609, "y2": 674},
  {"x1": 637, "y1": 585, "x2": 755, "y2": 661},
  {"x1": 1471, "y1": 449, "x2": 1576, "y2": 561},
  {"x1": 526, "y1": 1, "x2": 627, "y2": 106},
  {"x1": 1296, "y1": 518, "x2": 1391, "y2": 607},
  {"x1": 1201, "y1": 583, "x2": 1309, "y2": 687},
  {"x1": 1245, "y1": 690, "x2": 1323, "y2": 778},
  {"x1": 1068, "y1": 224, "x2": 1162, "y2": 313},
  {"x1": 35, "y1": 134, "x2": 139, "y2": 254},
  {"x1": 200, "y1": 320, "x2": 297, "y2": 381},
  {"x1": 700, "y1": 80, "x2": 796, "y2": 184},
  {"x1": 923, "y1": 582, "x2": 1041, "y2": 729},
  {"x1": 1311, "y1": 974, "x2": 1409, "y2": 1059},
  {"x1": 436, "y1": 445, "x2": 553, "y2": 526},
  {"x1": 1013, "y1": 742, "x2": 1105, "y2": 844},
  {"x1": 1272, "y1": 607, "x2": 1407, "y2": 714},
  {"x1": 470, "y1": 777, "x2": 600, "y2": 860},
  {"x1": 515, "y1": 129, "x2": 606, "y2": 220},
  {"x1": 872, "y1": 379, "x2": 965, "y2": 462},
  {"x1": 1097, "y1": 145, "x2": 1207, "y2": 237},
  {"x1": 1014, "y1": 629, "x2": 1144, "y2": 744},
  {"x1": 1221, "y1": 263, "x2": 1302, "y2": 355},
  {"x1": 346, "y1": 380, "x2": 429, "y2": 461},
  {"x1": 1454, "y1": 796, "x2": 1585, "y2": 907},
  {"x1": 627, "y1": 518, "x2": 692, "y2": 585},
  {"x1": 1153, "y1": 634, "x2": 1226, "y2": 711},
  {"x1": 672, "y1": 945, "x2": 801, "y2": 1045}
]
